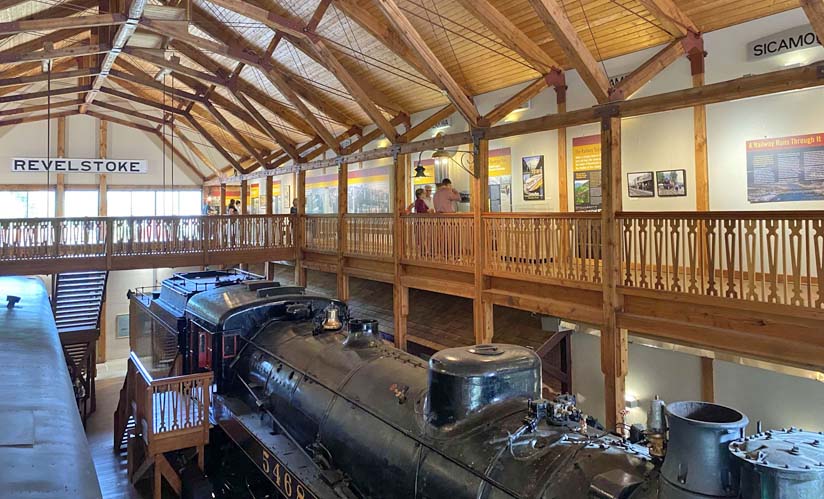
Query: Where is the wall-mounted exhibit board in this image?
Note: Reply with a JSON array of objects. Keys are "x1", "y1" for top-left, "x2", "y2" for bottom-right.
[
  {"x1": 572, "y1": 135, "x2": 602, "y2": 212},
  {"x1": 746, "y1": 133, "x2": 824, "y2": 203},
  {"x1": 306, "y1": 163, "x2": 391, "y2": 214}
]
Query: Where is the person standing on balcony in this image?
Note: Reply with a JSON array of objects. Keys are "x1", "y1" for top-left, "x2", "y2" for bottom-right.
[
  {"x1": 228, "y1": 199, "x2": 239, "y2": 215},
  {"x1": 413, "y1": 188, "x2": 431, "y2": 213},
  {"x1": 423, "y1": 184, "x2": 435, "y2": 212},
  {"x1": 434, "y1": 178, "x2": 460, "y2": 213},
  {"x1": 290, "y1": 198, "x2": 298, "y2": 215}
]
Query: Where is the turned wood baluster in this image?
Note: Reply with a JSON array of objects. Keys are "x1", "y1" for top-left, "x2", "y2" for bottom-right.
[
  {"x1": 813, "y1": 219, "x2": 824, "y2": 308},
  {"x1": 669, "y1": 219, "x2": 682, "y2": 292},
  {"x1": 743, "y1": 220, "x2": 759, "y2": 301},
  {"x1": 653, "y1": 219, "x2": 665, "y2": 290},
  {"x1": 622, "y1": 219, "x2": 634, "y2": 286},
  {"x1": 704, "y1": 219, "x2": 719, "y2": 296},
  {"x1": 722, "y1": 219, "x2": 739, "y2": 299}
]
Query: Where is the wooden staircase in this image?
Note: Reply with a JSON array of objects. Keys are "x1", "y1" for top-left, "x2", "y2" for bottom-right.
[
  {"x1": 115, "y1": 353, "x2": 212, "y2": 499},
  {"x1": 53, "y1": 270, "x2": 108, "y2": 425}
]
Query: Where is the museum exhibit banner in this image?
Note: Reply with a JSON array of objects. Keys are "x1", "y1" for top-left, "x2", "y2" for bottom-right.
[
  {"x1": 746, "y1": 133, "x2": 824, "y2": 203},
  {"x1": 572, "y1": 135, "x2": 602, "y2": 211},
  {"x1": 11, "y1": 158, "x2": 148, "y2": 174},
  {"x1": 521, "y1": 155, "x2": 545, "y2": 201}
]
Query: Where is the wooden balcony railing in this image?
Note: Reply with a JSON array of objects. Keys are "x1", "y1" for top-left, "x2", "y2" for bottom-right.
[
  {"x1": 0, "y1": 215, "x2": 294, "y2": 274},
  {"x1": 304, "y1": 214, "x2": 338, "y2": 253},
  {"x1": 484, "y1": 213, "x2": 602, "y2": 286},
  {"x1": 128, "y1": 352, "x2": 211, "y2": 453},
  {"x1": 618, "y1": 211, "x2": 823, "y2": 309},
  {"x1": 344, "y1": 214, "x2": 393, "y2": 259},
  {"x1": 401, "y1": 214, "x2": 475, "y2": 267}
]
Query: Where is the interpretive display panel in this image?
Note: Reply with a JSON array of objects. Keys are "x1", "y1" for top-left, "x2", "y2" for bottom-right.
[
  {"x1": 746, "y1": 133, "x2": 824, "y2": 203},
  {"x1": 572, "y1": 135, "x2": 601, "y2": 211},
  {"x1": 521, "y1": 155, "x2": 545, "y2": 201}
]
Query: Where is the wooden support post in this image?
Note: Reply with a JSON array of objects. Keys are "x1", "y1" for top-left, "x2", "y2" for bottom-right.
[
  {"x1": 556, "y1": 86, "x2": 568, "y2": 212},
  {"x1": 337, "y1": 163, "x2": 349, "y2": 301},
  {"x1": 295, "y1": 171, "x2": 307, "y2": 287},
  {"x1": 393, "y1": 153, "x2": 409, "y2": 350},
  {"x1": 472, "y1": 138, "x2": 492, "y2": 345},
  {"x1": 701, "y1": 356, "x2": 715, "y2": 402},
  {"x1": 600, "y1": 113, "x2": 627, "y2": 433},
  {"x1": 219, "y1": 184, "x2": 227, "y2": 215},
  {"x1": 240, "y1": 180, "x2": 249, "y2": 215},
  {"x1": 691, "y1": 50, "x2": 709, "y2": 211},
  {"x1": 265, "y1": 175, "x2": 274, "y2": 215},
  {"x1": 97, "y1": 117, "x2": 108, "y2": 365},
  {"x1": 56, "y1": 116, "x2": 66, "y2": 217}
]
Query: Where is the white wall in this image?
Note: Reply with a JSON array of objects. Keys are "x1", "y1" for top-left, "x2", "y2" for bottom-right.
[{"x1": 571, "y1": 332, "x2": 824, "y2": 433}]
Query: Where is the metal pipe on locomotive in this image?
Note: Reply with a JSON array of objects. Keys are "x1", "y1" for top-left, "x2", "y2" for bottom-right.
[{"x1": 130, "y1": 271, "x2": 824, "y2": 499}]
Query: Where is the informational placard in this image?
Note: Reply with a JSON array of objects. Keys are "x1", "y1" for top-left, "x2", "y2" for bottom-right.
[
  {"x1": 746, "y1": 133, "x2": 824, "y2": 203},
  {"x1": 521, "y1": 155, "x2": 545, "y2": 201},
  {"x1": 11, "y1": 158, "x2": 147, "y2": 174},
  {"x1": 572, "y1": 135, "x2": 602, "y2": 211},
  {"x1": 747, "y1": 25, "x2": 820, "y2": 61}
]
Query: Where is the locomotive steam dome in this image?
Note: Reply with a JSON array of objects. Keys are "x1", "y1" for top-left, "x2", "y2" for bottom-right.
[{"x1": 427, "y1": 344, "x2": 541, "y2": 427}]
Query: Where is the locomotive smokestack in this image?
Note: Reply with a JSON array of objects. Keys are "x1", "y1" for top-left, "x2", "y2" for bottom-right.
[{"x1": 344, "y1": 319, "x2": 380, "y2": 348}]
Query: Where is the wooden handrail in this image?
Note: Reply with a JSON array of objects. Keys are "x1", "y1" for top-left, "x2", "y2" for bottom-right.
[{"x1": 618, "y1": 210, "x2": 824, "y2": 220}]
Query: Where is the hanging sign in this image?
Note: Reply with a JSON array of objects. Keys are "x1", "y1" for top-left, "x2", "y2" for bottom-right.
[
  {"x1": 11, "y1": 158, "x2": 148, "y2": 174},
  {"x1": 747, "y1": 25, "x2": 820, "y2": 61}
]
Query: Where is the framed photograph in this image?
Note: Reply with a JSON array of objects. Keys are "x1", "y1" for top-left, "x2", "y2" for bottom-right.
[
  {"x1": 656, "y1": 169, "x2": 687, "y2": 197},
  {"x1": 627, "y1": 171, "x2": 654, "y2": 198},
  {"x1": 521, "y1": 155, "x2": 545, "y2": 201},
  {"x1": 116, "y1": 314, "x2": 129, "y2": 339}
]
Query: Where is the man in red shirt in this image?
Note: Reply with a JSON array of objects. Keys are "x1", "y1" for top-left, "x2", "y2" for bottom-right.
[{"x1": 433, "y1": 178, "x2": 461, "y2": 213}]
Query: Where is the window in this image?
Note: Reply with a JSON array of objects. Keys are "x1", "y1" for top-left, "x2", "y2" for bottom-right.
[
  {"x1": 0, "y1": 191, "x2": 56, "y2": 218},
  {"x1": 64, "y1": 191, "x2": 99, "y2": 217},
  {"x1": 107, "y1": 190, "x2": 202, "y2": 217}
]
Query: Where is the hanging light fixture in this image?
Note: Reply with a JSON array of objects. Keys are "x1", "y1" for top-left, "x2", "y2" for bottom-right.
[{"x1": 413, "y1": 162, "x2": 427, "y2": 178}]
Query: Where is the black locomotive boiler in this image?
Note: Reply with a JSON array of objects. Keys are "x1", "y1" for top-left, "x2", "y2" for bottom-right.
[{"x1": 132, "y1": 271, "x2": 824, "y2": 499}]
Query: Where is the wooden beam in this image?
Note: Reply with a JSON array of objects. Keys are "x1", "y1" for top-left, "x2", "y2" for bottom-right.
[
  {"x1": 612, "y1": 39, "x2": 685, "y2": 100},
  {"x1": 91, "y1": 100, "x2": 169, "y2": 125},
  {"x1": 183, "y1": 112, "x2": 246, "y2": 174},
  {"x1": 528, "y1": 0, "x2": 610, "y2": 103},
  {"x1": 0, "y1": 85, "x2": 92, "y2": 104},
  {"x1": 200, "y1": 99, "x2": 269, "y2": 169},
  {"x1": 155, "y1": 130, "x2": 207, "y2": 182},
  {"x1": 99, "y1": 86, "x2": 186, "y2": 115},
  {"x1": 454, "y1": 0, "x2": 559, "y2": 73},
  {"x1": 97, "y1": 117, "x2": 107, "y2": 364},
  {"x1": 295, "y1": 170, "x2": 307, "y2": 286},
  {"x1": 637, "y1": 0, "x2": 699, "y2": 38},
  {"x1": 472, "y1": 138, "x2": 491, "y2": 344},
  {"x1": 600, "y1": 114, "x2": 626, "y2": 433},
  {"x1": 0, "y1": 99, "x2": 83, "y2": 117},
  {"x1": 173, "y1": 128, "x2": 221, "y2": 177},
  {"x1": 482, "y1": 77, "x2": 549, "y2": 126},
  {"x1": 0, "y1": 68, "x2": 98, "y2": 89},
  {"x1": 801, "y1": 0, "x2": 824, "y2": 47},
  {"x1": 400, "y1": 104, "x2": 455, "y2": 142},
  {"x1": 557, "y1": 86, "x2": 568, "y2": 211},
  {"x1": 336, "y1": 162, "x2": 349, "y2": 301},
  {"x1": 0, "y1": 109, "x2": 78, "y2": 128},
  {"x1": 392, "y1": 153, "x2": 409, "y2": 350},
  {"x1": 701, "y1": 357, "x2": 715, "y2": 402},
  {"x1": 374, "y1": 0, "x2": 480, "y2": 126},
  {"x1": 0, "y1": 44, "x2": 110, "y2": 64},
  {"x1": 0, "y1": 13, "x2": 126, "y2": 36},
  {"x1": 121, "y1": 47, "x2": 224, "y2": 85},
  {"x1": 108, "y1": 68, "x2": 202, "y2": 102},
  {"x1": 232, "y1": 91, "x2": 301, "y2": 161},
  {"x1": 693, "y1": 56, "x2": 709, "y2": 211},
  {"x1": 86, "y1": 109, "x2": 157, "y2": 134},
  {"x1": 56, "y1": 116, "x2": 66, "y2": 218}
]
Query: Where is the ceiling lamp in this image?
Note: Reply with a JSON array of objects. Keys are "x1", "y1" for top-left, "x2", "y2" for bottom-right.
[
  {"x1": 431, "y1": 148, "x2": 452, "y2": 169},
  {"x1": 413, "y1": 162, "x2": 427, "y2": 178}
]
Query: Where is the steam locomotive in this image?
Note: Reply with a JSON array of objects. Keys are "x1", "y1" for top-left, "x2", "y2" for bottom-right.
[{"x1": 131, "y1": 270, "x2": 823, "y2": 499}]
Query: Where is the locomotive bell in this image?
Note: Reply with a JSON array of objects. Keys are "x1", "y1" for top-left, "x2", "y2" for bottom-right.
[{"x1": 322, "y1": 304, "x2": 343, "y2": 331}]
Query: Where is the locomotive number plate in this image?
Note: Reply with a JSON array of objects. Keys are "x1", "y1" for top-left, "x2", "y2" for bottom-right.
[{"x1": 259, "y1": 449, "x2": 319, "y2": 499}]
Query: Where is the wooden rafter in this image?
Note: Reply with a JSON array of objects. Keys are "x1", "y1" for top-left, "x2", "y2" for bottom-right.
[
  {"x1": 0, "y1": 0, "x2": 97, "y2": 45},
  {"x1": 400, "y1": 104, "x2": 455, "y2": 142},
  {"x1": 200, "y1": 99, "x2": 269, "y2": 169},
  {"x1": 612, "y1": 39, "x2": 686, "y2": 100},
  {"x1": 801, "y1": 0, "x2": 824, "y2": 44},
  {"x1": 482, "y1": 77, "x2": 551, "y2": 126},
  {"x1": 0, "y1": 44, "x2": 110, "y2": 64},
  {"x1": 0, "y1": 109, "x2": 78, "y2": 127},
  {"x1": 153, "y1": 128, "x2": 207, "y2": 182},
  {"x1": 0, "y1": 85, "x2": 91, "y2": 104},
  {"x1": 173, "y1": 128, "x2": 222, "y2": 177},
  {"x1": 183, "y1": 112, "x2": 247, "y2": 174},
  {"x1": 637, "y1": 0, "x2": 699, "y2": 38},
  {"x1": 453, "y1": 0, "x2": 559, "y2": 74},
  {"x1": 232, "y1": 91, "x2": 301, "y2": 162},
  {"x1": 100, "y1": 86, "x2": 186, "y2": 115},
  {"x1": 0, "y1": 99, "x2": 83, "y2": 117},
  {"x1": 528, "y1": 0, "x2": 610, "y2": 103},
  {"x1": 0, "y1": 68, "x2": 98, "y2": 88},
  {"x1": 90, "y1": 100, "x2": 172, "y2": 125},
  {"x1": 374, "y1": 0, "x2": 480, "y2": 126},
  {"x1": 0, "y1": 13, "x2": 126, "y2": 36},
  {"x1": 86, "y1": 108, "x2": 156, "y2": 133}
]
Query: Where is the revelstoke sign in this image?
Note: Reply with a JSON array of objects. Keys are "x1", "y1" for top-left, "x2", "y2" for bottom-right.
[
  {"x1": 747, "y1": 25, "x2": 821, "y2": 61},
  {"x1": 11, "y1": 158, "x2": 148, "y2": 174}
]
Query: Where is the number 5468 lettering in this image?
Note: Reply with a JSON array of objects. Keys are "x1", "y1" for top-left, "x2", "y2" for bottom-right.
[{"x1": 262, "y1": 450, "x2": 307, "y2": 499}]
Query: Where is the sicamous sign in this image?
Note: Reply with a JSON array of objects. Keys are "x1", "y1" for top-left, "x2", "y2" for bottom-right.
[
  {"x1": 747, "y1": 25, "x2": 821, "y2": 61},
  {"x1": 11, "y1": 158, "x2": 148, "y2": 174}
]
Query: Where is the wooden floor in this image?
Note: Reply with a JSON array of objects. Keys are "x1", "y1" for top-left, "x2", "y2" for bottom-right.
[{"x1": 86, "y1": 376, "x2": 142, "y2": 499}]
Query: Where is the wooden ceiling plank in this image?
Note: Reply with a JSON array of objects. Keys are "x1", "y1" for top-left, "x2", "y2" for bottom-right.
[
  {"x1": 374, "y1": 0, "x2": 480, "y2": 126},
  {"x1": 0, "y1": 13, "x2": 127, "y2": 36},
  {"x1": 528, "y1": 0, "x2": 610, "y2": 103},
  {"x1": 232, "y1": 91, "x2": 301, "y2": 162},
  {"x1": 81, "y1": 0, "x2": 148, "y2": 111},
  {"x1": 801, "y1": 0, "x2": 824, "y2": 44},
  {"x1": 453, "y1": 0, "x2": 559, "y2": 74},
  {"x1": 200, "y1": 98, "x2": 269, "y2": 169},
  {"x1": 613, "y1": 38, "x2": 686, "y2": 100},
  {"x1": 637, "y1": 0, "x2": 700, "y2": 38},
  {"x1": 482, "y1": 77, "x2": 550, "y2": 126}
]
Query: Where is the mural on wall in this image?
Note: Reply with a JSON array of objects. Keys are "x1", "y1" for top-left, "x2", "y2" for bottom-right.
[
  {"x1": 572, "y1": 135, "x2": 602, "y2": 211},
  {"x1": 627, "y1": 171, "x2": 654, "y2": 198},
  {"x1": 656, "y1": 169, "x2": 687, "y2": 197},
  {"x1": 746, "y1": 133, "x2": 824, "y2": 203},
  {"x1": 521, "y1": 155, "x2": 545, "y2": 201}
]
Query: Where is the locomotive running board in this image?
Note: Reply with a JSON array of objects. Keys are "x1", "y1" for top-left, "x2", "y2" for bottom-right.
[{"x1": 213, "y1": 395, "x2": 341, "y2": 499}]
